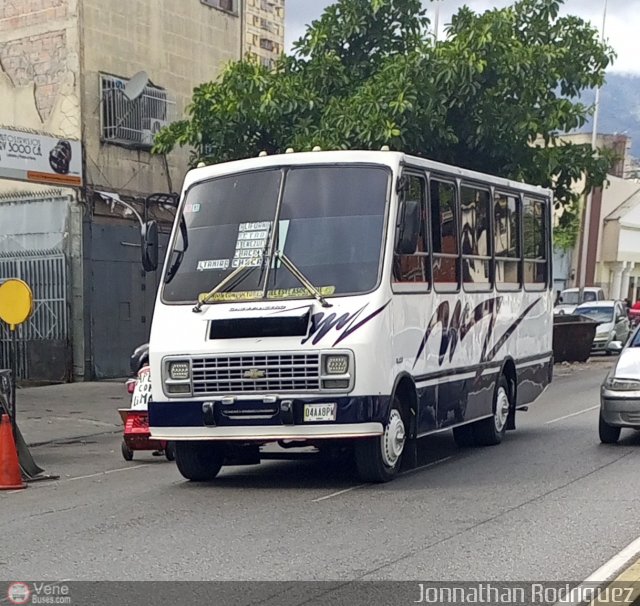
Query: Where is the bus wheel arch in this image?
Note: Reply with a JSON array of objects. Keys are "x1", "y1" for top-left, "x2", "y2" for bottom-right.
[
  {"x1": 500, "y1": 358, "x2": 517, "y2": 431},
  {"x1": 391, "y1": 373, "x2": 418, "y2": 440},
  {"x1": 354, "y1": 374, "x2": 416, "y2": 482}
]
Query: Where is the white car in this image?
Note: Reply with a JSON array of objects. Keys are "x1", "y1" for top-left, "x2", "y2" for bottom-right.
[
  {"x1": 554, "y1": 287, "x2": 605, "y2": 315},
  {"x1": 574, "y1": 300, "x2": 631, "y2": 354},
  {"x1": 599, "y1": 326, "x2": 640, "y2": 443}
]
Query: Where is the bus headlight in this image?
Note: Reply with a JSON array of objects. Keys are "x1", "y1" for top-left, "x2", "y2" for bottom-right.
[
  {"x1": 168, "y1": 361, "x2": 190, "y2": 381},
  {"x1": 323, "y1": 354, "x2": 349, "y2": 375}
]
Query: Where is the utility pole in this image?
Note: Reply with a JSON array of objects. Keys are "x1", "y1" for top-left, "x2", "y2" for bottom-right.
[
  {"x1": 577, "y1": 0, "x2": 608, "y2": 301},
  {"x1": 433, "y1": 0, "x2": 443, "y2": 43}
]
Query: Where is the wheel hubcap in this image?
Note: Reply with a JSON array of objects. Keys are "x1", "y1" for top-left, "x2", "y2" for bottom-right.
[
  {"x1": 381, "y1": 409, "x2": 406, "y2": 468},
  {"x1": 494, "y1": 386, "x2": 510, "y2": 432}
]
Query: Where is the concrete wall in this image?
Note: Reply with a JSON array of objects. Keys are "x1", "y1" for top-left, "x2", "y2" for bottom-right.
[
  {"x1": 80, "y1": 0, "x2": 242, "y2": 196},
  {"x1": 0, "y1": 0, "x2": 85, "y2": 378},
  {"x1": 0, "y1": 0, "x2": 82, "y2": 196}
]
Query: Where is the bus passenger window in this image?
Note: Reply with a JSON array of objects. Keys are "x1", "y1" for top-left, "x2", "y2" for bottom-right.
[
  {"x1": 461, "y1": 185, "x2": 491, "y2": 290},
  {"x1": 393, "y1": 174, "x2": 429, "y2": 286},
  {"x1": 523, "y1": 197, "x2": 547, "y2": 288},
  {"x1": 430, "y1": 179, "x2": 459, "y2": 291},
  {"x1": 494, "y1": 193, "x2": 520, "y2": 290}
]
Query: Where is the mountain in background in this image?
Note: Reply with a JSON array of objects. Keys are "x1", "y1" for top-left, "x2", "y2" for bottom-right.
[{"x1": 573, "y1": 73, "x2": 640, "y2": 158}]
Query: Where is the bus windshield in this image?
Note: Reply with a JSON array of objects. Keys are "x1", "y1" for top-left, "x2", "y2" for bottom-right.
[{"x1": 162, "y1": 165, "x2": 390, "y2": 303}]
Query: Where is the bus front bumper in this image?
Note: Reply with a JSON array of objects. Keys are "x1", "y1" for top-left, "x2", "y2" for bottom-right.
[
  {"x1": 150, "y1": 424, "x2": 384, "y2": 441},
  {"x1": 148, "y1": 396, "x2": 390, "y2": 441}
]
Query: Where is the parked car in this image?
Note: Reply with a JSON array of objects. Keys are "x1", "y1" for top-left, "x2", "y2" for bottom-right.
[
  {"x1": 574, "y1": 300, "x2": 630, "y2": 354},
  {"x1": 554, "y1": 286, "x2": 605, "y2": 315},
  {"x1": 599, "y1": 326, "x2": 640, "y2": 443},
  {"x1": 130, "y1": 343, "x2": 149, "y2": 376}
]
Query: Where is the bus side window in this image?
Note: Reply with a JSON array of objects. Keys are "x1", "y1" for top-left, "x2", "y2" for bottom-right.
[
  {"x1": 523, "y1": 197, "x2": 548, "y2": 289},
  {"x1": 393, "y1": 174, "x2": 429, "y2": 286},
  {"x1": 430, "y1": 179, "x2": 459, "y2": 291},
  {"x1": 461, "y1": 185, "x2": 491, "y2": 290},
  {"x1": 494, "y1": 192, "x2": 521, "y2": 290}
]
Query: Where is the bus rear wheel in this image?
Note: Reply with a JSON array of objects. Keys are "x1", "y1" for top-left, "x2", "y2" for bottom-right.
[
  {"x1": 473, "y1": 375, "x2": 511, "y2": 446},
  {"x1": 175, "y1": 441, "x2": 225, "y2": 481},
  {"x1": 355, "y1": 398, "x2": 406, "y2": 483}
]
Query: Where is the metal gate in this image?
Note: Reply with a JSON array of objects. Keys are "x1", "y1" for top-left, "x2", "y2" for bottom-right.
[{"x1": 0, "y1": 250, "x2": 70, "y2": 381}]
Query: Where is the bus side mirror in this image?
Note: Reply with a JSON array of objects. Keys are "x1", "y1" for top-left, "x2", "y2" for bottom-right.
[
  {"x1": 396, "y1": 200, "x2": 420, "y2": 255},
  {"x1": 141, "y1": 220, "x2": 159, "y2": 272}
]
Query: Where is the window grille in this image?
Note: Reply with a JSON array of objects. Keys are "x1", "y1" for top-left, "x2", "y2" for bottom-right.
[{"x1": 100, "y1": 74, "x2": 175, "y2": 149}]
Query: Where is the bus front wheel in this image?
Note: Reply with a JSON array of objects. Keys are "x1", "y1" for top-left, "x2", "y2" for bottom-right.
[
  {"x1": 175, "y1": 441, "x2": 225, "y2": 481},
  {"x1": 355, "y1": 398, "x2": 406, "y2": 483}
]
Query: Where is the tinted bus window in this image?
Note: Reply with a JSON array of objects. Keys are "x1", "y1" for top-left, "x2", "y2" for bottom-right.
[
  {"x1": 523, "y1": 196, "x2": 547, "y2": 288},
  {"x1": 494, "y1": 193, "x2": 520, "y2": 290},
  {"x1": 461, "y1": 185, "x2": 491, "y2": 290},
  {"x1": 430, "y1": 179, "x2": 459, "y2": 291},
  {"x1": 394, "y1": 174, "x2": 430, "y2": 286}
]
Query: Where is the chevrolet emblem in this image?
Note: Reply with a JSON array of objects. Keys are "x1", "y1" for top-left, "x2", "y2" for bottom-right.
[{"x1": 244, "y1": 368, "x2": 266, "y2": 380}]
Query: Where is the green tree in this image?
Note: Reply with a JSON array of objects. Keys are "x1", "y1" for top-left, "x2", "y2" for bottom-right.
[{"x1": 153, "y1": 0, "x2": 615, "y2": 209}]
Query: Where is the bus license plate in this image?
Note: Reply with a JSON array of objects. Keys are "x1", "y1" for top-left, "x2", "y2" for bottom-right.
[{"x1": 303, "y1": 403, "x2": 337, "y2": 422}]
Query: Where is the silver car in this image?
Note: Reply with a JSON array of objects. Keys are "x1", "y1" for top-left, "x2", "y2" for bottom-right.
[
  {"x1": 599, "y1": 327, "x2": 640, "y2": 443},
  {"x1": 574, "y1": 300, "x2": 631, "y2": 355}
]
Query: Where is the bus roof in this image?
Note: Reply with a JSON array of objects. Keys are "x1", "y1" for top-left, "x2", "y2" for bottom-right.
[{"x1": 183, "y1": 150, "x2": 553, "y2": 199}]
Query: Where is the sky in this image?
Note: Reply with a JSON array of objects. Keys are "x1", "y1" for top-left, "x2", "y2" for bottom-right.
[{"x1": 285, "y1": 0, "x2": 639, "y2": 76}]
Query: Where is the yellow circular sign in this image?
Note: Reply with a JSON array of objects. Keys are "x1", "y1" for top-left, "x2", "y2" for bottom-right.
[{"x1": 0, "y1": 279, "x2": 34, "y2": 329}]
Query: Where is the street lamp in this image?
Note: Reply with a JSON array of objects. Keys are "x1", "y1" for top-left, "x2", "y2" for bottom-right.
[{"x1": 577, "y1": 0, "x2": 608, "y2": 300}]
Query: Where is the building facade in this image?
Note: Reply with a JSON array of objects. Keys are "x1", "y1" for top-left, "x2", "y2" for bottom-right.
[
  {"x1": 597, "y1": 178, "x2": 640, "y2": 303},
  {"x1": 0, "y1": 0, "x2": 244, "y2": 380},
  {"x1": 243, "y1": 0, "x2": 284, "y2": 68},
  {"x1": 552, "y1": 133, "x2": 638, "y2": 302}
]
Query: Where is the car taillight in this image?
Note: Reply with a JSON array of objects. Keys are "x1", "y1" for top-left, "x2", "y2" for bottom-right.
[{"x1": 125, "y1": 412, "x2": 149, "y2": 432}]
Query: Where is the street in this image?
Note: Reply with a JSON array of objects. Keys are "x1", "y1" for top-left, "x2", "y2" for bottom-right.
[{"x1": 1, "y1": 358, "x2": 639, "y2": 582}]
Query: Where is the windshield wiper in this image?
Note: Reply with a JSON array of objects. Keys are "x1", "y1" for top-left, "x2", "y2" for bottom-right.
[
  {"x1": 274, "y1": 250, "x2": 332, "y2": 308},
  {"x1": 165, "y1": 214, "x2": 189, "y2": 284},
  {"x1": 192, "y1": 264, "x2": 256, "y2": 313}
]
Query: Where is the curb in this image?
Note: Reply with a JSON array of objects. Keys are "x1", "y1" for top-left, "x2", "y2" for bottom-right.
[
  {"x1": 560, "y1": 536, "x2": 640, "y2": 605},
  {"x1": 27, "y1": 428, "x2": 121, "y2": 448}
]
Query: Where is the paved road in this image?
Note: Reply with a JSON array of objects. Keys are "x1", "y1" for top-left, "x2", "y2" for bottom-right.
[{"x1": 2, "y1": 359, "x2": 639, "y2": 582}]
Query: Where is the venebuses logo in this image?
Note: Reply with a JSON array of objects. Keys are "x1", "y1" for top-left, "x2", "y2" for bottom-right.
[{"x1": 7, "y1": 582, "x2": 31, "y2": 605}]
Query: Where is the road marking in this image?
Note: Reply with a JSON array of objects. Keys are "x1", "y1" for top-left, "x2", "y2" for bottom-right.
[
  {"x1": 399, "y1": 455, "x2": 454, "y2": 477},
  {"x1": 558, "y1": 535, "x2": 640, "y2": 606},
  {"x1": 3, "y1": 464, "x2": 150, "y2": 494},
  {"x1": 67, "y1": 464, "x2": 149, "y2": 482},
  {"x1": 545, "y1": 405, "x2": 599, "y2": 425},
  {"x1": 312, "y1": 456, "x2": 453, "y2": 502},
  {"x1": 312, "y1": 484, "x2": 365, "y2": 502}
]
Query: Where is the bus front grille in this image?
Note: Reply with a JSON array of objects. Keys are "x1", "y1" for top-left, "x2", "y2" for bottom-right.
[{"x1": 191, "y1": 353, "x2": 321, "y2": 394}]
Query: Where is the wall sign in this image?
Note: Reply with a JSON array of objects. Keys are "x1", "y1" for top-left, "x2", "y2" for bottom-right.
[{"x1": 0, "y1": 127, "x2": 82, "y2": 187}]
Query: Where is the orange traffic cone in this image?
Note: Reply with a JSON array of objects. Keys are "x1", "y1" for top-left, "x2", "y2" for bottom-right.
[{"x1": 0, "y1": 414, "x2": 26, "y2": 490}]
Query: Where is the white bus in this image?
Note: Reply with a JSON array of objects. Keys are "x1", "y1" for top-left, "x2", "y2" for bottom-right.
[{"x1": 146, "y1": 150, "x2": 553, "y2": 483}]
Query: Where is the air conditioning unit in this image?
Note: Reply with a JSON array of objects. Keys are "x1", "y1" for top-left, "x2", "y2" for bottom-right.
[{"x1": 141, "y1": 118, "x2": 169, "y2": 146}]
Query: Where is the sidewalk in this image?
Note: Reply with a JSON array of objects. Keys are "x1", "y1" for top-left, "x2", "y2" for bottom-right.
[{"x1": 15, "y1": 381, "x2": 128, "y2": 446}]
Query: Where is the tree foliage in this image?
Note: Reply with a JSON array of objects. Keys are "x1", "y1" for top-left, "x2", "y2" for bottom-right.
[{"x1": 153, "y1": 0, "x2": 615, "y2": 208}]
